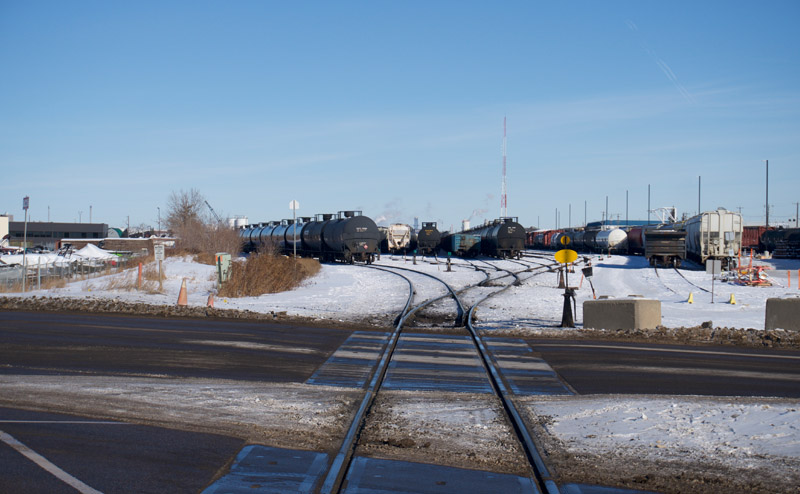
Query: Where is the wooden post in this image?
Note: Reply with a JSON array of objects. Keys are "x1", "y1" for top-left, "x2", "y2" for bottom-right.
[{"x1": 137, "y1": 262, "x2": 142, "y2": 291}]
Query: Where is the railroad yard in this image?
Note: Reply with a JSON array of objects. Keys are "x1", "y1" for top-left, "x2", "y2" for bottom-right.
[{"x1": 1, "y1": 251, "x2": 799, "y2": 493}]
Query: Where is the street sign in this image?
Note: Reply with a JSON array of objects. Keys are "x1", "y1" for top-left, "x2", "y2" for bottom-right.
[
  {"x1": 560, "y1": 235, "x2": 571, "y2": 246},
  {"x1": 555, "y1": 249, "x2": 578, "y2": 264},
  {"x1": 289, "y1": 200, "x2": 299, "y2": 210},
  {"x1": 705, "y1": 260, "x2": 721, "y2": 275},
  {"x1": 154, "y1": 244, "x2": 165, "y2": 261},
  {"x1": 23, "y1": 196, "x2": 29, "y2": 210}
]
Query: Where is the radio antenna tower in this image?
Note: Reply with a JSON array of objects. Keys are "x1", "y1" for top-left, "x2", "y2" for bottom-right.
[{"x1": 500, "y1": 116, "x2": 508, "y2": 218}]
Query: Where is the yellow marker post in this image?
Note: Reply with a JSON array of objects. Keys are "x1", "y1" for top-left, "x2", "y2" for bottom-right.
[{"x1": 555, "y1": 249, "x2": 579, "y2": 327}]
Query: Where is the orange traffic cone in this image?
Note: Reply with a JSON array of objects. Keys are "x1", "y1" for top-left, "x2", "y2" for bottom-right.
[
  {"x1": 207, "y1": 293, "x2": 215, "y2": 308},
  {"x1": 177, "y1": 278, "x2": 188, "y2": 306}
]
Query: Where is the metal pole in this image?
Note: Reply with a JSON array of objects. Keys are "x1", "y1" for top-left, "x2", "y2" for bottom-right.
[
  {"x1": 626, "y1": 190, "x2": 629, "y2": 225},
  {"x1": 765, "y1": 160, "x2": 769, "y2": 227},
  {"x1": 795, "y1": 202, "x2": 799, "y2": 227},
  {"x1": 584, "y1": 200, "x2": 587, "y2": 227},
  {"x1": 605, "y1": 196, "x2": 608, "y2": 228},
  {"x1": 22, "y1": 204, "x2": 28, "y2": 292},
  {"x1": 698, "y1": 176, "x2": 701, "y2": 215},
  {"x1": 647, "y1": 185, "x2": 651, "y2": 225},
  {"x1": 568, "y1": 204, "x2": 571, "y2": 229}
]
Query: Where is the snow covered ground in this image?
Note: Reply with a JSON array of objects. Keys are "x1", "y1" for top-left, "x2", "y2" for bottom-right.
[
  {"x1": 5, "y1": 249, "x2": 798, "y2": 331},
  {"x1": 2, "y1": 250, "x2": 799, "y2": 490}
]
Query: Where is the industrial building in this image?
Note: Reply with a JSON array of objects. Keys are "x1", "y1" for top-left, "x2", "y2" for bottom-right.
[{"x1": 6, "y1": 221, "x2": 108, "y2": 251}]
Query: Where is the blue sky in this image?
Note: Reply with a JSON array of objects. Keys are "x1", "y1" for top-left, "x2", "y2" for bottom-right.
[{"x1": 2, "y1": 1, "x2": 799, "y2": 231}]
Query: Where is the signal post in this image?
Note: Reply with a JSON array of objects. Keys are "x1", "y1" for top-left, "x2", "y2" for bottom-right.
[{"x1": 555, "y1": 235, "x2": 578, "y2": 328}]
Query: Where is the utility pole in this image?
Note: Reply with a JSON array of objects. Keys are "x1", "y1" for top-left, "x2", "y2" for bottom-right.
[
  {"x1": 22, "y1": 196, "x2": 29, "y2": 292},
  {"x1": 605, "y1": 196, "x2": 609, "y2": 228},
  {"x1": 647, "y1": 184, "x2": 651, "y2": 225},
  {"x1": 765, "y1": 160, "x2": 769, "y2": 227},
  {"x1": 698, "y1": 176, "x2": 701, "y2": 215},
  {"x1": 90, "y1": 205, "x2": 92, "y2": 223},
  {"x1": 626, "y1": 190, "x2": 629, "y2": 225},
  {"x1": 794, "y1": 202, "x2": 800, "y2": 227},
  {"x1": 500, "y1": 117, "x2": 507, "y2": 218},
  {"x1": 584, "y1": 200, "x2": 587, "y2": 227},
  {"x1": 568, "y1": 204, "x2": 571, "y2": 229}
]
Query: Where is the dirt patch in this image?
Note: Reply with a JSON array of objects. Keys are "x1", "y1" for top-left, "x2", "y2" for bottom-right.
[
  {"x1": 490, "y1": 325, "x2": 800, "y2": 350},
  {"x1": 0, "y1": 296, "x2": 377, "y2": 332},
  {"x1": 0, "y1": 375, "x2": 361, "y2": 453},
  {"x1": 357, "y1": 390, "x2": 530, "y2": 477}
]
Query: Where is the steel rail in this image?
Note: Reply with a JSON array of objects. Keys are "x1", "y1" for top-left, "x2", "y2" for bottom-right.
[
  {"x1": 318, "y1": 266, "x2": 413, "y2": 494},
  {"x1": 673, "y1": 267, "x2": 711, "y2": 293},
  {"x1": 463, "y1": 261, "x2": 565, "y2": 494}
]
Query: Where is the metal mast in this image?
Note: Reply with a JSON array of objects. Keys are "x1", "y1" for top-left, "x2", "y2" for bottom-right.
[{"x1": 500, "y1": 117, "x2": 508, "y2": 218}]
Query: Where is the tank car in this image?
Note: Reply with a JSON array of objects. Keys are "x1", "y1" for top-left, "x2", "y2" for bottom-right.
[
  {"x1": 582, "y1": 230, "x2": 600, "y2": 252},
  {"x1": 416, "y1": 222, "x2": 441, "y2": 255},
  {"x1": 596, "y1": 228, "x2": 628, "y2": 254},
  {"x1": 302, "y1": 213, "x2": 336, "y2": 256},
  {"x1": 320, "y1": 211, "x2": 380, "y2": 264},
  {"x1": 627, "y1": 227, "x2": 644, "y2": 255},
  {"x1": 464, "y1": 217, "x2": 526, "y2": 258}
]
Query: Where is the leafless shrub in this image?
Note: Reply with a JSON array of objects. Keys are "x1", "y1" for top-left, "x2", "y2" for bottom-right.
[
  {"x1": 163, "y1": 189, "x2": 242, "y2": 264},
  {"x1": 218, "y1": 253, "x2": 321, "y2": 298}
]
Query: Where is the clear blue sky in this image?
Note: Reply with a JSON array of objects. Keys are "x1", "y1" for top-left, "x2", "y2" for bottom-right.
[{"x1": 2, "y1": 1, "x2": 799, "y2": 231}]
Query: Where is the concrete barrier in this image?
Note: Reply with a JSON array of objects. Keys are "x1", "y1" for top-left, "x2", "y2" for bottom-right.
[
  {"x1": 583, "y1": 299, "x2": 661, "y2": 330},
  {"x1": 765, "y1": 298, "x2": 800, "y2": 331}
]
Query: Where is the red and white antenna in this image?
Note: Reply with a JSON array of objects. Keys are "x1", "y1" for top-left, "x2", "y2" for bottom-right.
[{"x1": 500, "y1": 116, "x2": 508, "y2": 218}]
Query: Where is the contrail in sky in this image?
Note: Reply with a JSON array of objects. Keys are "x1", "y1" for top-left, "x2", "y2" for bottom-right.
[{"x1": 626, "y1": 20, "x2": 694, "y2": 103}]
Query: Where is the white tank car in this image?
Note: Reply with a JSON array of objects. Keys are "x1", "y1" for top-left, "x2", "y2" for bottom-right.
[
  {"x1": 596, "y1": 228, "x2": 628, "y2": 253},
  {"x1": 387, "y1": 223, "x2": 413, "y2": 252},
  {"x1": 683, "y1": 208, "x2": 743, "y2": 267}
]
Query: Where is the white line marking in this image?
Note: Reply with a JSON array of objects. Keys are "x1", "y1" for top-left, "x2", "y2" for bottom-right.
[
  {"x1": 0, "y1": 430, "x2": 104, "y2": 494},
  {"x1": 0, "y1": 420, "x2": 127, "y2": 424},
  {"x1": 534, "y1": 343, "x2": 800, "y2": 360}
]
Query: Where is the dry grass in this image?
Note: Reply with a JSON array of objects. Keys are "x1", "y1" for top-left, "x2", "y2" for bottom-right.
[
  {"x1": 0, "y1": 277, "x2": 67, "y2": 293},
  {"x1": 173, "y1": 220, "x2": 241, "y2": 261},
  {"x1": 102, "y1": 262, "x2": 163, "y2": 294},
  {"x1": 218, "y1": 252, "x2": 321, "y2": 298}
]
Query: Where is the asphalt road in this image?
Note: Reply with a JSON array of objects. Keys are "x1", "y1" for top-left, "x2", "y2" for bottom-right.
[
  {"x1": 527, "y1": 339, "x2": 800, "y2": 398},
  {"x1": 1, "y1": 407, "x2": 243, "y2": 494},
  {"x1": 0, "y1": 310, "x2": 351, "y2": 381},
  {"x1": 3, "y1": 310, "x2": 800, "y2": 493}
]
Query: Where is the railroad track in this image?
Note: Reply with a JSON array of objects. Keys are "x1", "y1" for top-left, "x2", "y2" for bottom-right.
[
  {"x1": 654, "y1": 266, "x2": 711, "y2": 295},
  {"x1": 316, "y1": 257, "x2": 563, "y2": 493}
]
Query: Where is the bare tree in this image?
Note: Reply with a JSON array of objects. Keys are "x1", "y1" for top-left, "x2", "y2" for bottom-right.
[
  {"x1": 164, "y1": 189, "x2": 240, "y2": 258},
  {"x1": 165, "y1": 188, "x2": 207, "y2": 231}
]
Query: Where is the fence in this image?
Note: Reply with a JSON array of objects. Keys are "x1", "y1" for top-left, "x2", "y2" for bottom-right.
[{"x1": 0, "y1": 256, "x2": 138, "y2": 291}]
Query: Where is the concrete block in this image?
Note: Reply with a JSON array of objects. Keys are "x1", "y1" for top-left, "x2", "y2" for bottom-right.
[
  {"x1": 765, "y1": 298, "x2": 800, "y2": 331},
  {"x1": 583, "y1": 299, "x2": 661, "y2": 330}
]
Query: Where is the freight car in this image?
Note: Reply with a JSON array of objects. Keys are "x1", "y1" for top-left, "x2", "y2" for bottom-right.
[
  {"x1": 379, "y1": 223, "x2": 414, "y2": 254},
  {"x1": 596, "y1": 228, "x2": 628, "y2": 254},
  {"x1": 769, "y1": 228, "x2": 800, "y2": 259},
  {"x1": 683, "y1": 208, "x2": 743, "y2": 269},
  {"x1": 440, "y1": 233, "x2": 481, "y2": 257},
  {"x1": 463, "y1": 217, "x2": 526, "y2": 258},
  {"x1": 644, "y1": 228, "x2": 686, "y2": 267},
  {"x1": 242, "y1": 211, "x2": 380, "y2": 264},
  {"x1": 416, "y1": 222, "x2": 441, "y2": 255}
]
